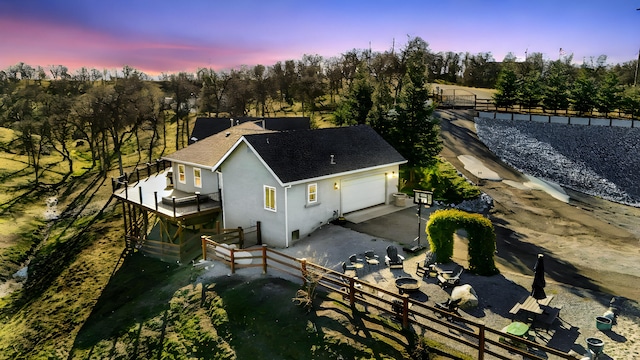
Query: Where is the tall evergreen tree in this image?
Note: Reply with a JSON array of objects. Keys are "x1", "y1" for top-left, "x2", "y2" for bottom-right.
[
  {"x1": 596, "y1": 73, "x2": 622, "y2": 117},
  {"x1": 391, "y1": 37, "x2": 442, "y2": 179},
  {"x1": 570, "y1": 75, "x2": 597, "y2": 115},
  {"x1": 493, "y1": 68, "x2": 518, "y2": 109},
  {"x1": 517, "y1": 71, "x2": 543, "y2": 111}
]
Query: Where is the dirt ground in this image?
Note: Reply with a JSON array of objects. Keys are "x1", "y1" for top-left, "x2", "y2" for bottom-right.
[{"x1": 436, "y1": 109, "x2": 640, "y2": 301}]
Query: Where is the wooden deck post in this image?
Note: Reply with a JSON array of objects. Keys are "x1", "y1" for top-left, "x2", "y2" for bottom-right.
[
  {"x1": 201, "y1": 236, "x2": 207, "y2": 261},
  {"x1": 261, "y1": 245, "x2": 268, "y2": 274}
]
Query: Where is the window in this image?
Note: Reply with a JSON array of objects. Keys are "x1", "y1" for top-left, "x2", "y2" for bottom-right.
[
  {"x1": 307, "y1": 183, "x2": 317, "y2": 204},
  {"x1": 178, "y1": 164, "x2": 186, "y2": 184},
  {"x1": 264, "y1": 185, "x2": 276, "y2": 211},
  {"x1": 193, "y1": 168, "x2": 202, "y2": 188}
]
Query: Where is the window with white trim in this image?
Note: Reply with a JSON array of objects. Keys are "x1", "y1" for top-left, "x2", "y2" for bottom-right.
[
  {"x1": 307, "y1": 183, "x2": 317, "y2": 204},
  {"x1": 193, "y1": 168, "x2": 202, "y2": 188},
  {"x1": 178, "y1": 164, "x2": 186, "y2": 184},
  {"x1": 264, "y1": 185, "x2": 276, "y2": 211}
]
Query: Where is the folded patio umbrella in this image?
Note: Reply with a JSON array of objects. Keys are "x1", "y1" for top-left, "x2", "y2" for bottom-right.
[{"x1": 531, "y1": 253, "x2": 546, "y2": 300}]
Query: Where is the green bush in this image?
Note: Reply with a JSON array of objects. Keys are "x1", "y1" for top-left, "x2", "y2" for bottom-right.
[
  {"x1": 400, "y1": 159, "x2": 480, "y2": 204},
  {"x1": 426, "y1": 209, "x2": 498, "y2": 276}
]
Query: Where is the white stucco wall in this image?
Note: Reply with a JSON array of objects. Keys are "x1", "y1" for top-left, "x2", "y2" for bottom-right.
[
  {"x1": 220, "y1": 142, "x2": 288, "y2": 247},
  {"x1": 172, "y1": 163, "x2": 219, "y2": 195},
  {"x1": 285, "y1": 179, "x2": 341, "y2": 244},
  {"x1": 220, "y1": 142, "x2": 402, "y2": 248}
]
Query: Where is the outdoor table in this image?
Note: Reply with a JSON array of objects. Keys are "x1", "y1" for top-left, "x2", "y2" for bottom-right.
[
  {"x1": 365, "y1": 257, "x2": 379, "y2": 268},
  {"x1": 505, "y1": 321, "x2": 530, "y2": 338},
  {"x1": 510, "y1": 295, "x2": 554, "y2": 316}
]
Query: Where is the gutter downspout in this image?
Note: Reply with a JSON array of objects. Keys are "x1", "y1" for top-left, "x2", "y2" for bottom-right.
[
  {"x1": 216, "y1": 170, "x2": 224, "y2": 228},
  {"x1": 284, "y1": 185, "x2": 291, "y2": 247}
]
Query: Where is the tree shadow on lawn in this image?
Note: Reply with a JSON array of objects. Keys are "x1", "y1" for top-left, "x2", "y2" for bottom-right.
[
  {"x1": 70, "y1": 253, "x2": 190, "y2": 351},
  {"x1": 218, "y1": 277, "x2": 411, "y2": 360}
]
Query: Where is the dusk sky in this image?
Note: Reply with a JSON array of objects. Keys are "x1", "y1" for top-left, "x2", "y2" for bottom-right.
[{"x1": 1, "y1": 0, "x2": 638, "y2": 77}]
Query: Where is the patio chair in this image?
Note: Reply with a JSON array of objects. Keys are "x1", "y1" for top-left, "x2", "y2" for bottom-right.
[
  {"x1": 437, "y1": 265, "x2": 463, "y2": 288},
  {"x1": 364, "y1": 250, "x2": 380, "y2": 269},
  {"x1": 435, "y1": 298, "x2": 462, "y2": 320},
  {"x1": 341, "y1": 261, "x2": 357, "y2": 277},
  {"x1": 385, "y1": 246, "x2": 404, "y2": 269},
  {"x1": 349, "y1": 254, "x2": 363, "y2": 265}
]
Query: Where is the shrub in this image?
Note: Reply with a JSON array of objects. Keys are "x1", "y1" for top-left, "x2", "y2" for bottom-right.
[{"x1": 426, "y1": 209, "x2": 498, "y2": 276}]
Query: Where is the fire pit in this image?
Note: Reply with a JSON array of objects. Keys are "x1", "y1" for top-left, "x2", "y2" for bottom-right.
[{"x1": 395, "y1": 277, "x2": 421, "y2": 294}]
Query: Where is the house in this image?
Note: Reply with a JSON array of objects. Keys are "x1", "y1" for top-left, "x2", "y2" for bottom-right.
[
  {"x1": 189, "y1": 116, "x2": 310, "y2": 144},
  {"x1": 166, "y1": 124, "x2": 406, "y2": 248},
  {"x1": 113, "y1": 123, "x2": 406, "y2": 261}
]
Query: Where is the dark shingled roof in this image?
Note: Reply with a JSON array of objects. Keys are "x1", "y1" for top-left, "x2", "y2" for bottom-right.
[
  {"x1": 190, "y1": 117, "x2": 310, "y2": 144},
  {"x1": 243, "y1": 125, "x2": 406, "y2": 184}
]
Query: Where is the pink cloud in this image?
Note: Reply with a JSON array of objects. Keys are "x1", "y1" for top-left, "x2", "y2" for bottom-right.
[{"x1": 0, "y1": 16, "x2": 292, "y2": 77}]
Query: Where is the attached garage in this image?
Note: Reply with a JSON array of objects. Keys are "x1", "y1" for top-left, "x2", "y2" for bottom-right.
[{"x1": 341, "y1": 174, "x2": 386, "y2": 214}]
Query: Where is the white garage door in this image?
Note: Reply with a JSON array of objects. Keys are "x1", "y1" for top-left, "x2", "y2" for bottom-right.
[{"x1": 341, "y1": 174, "x2": 386, "y2": 214}]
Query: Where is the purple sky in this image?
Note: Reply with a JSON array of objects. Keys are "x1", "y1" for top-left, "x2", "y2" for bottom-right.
[{"x1": 1, "y1": 0, "x2": 638, "y2": 77}]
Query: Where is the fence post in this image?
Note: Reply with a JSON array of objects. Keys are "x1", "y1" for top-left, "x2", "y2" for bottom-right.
[
  {"x1": 216, "y1": 221, "x2": 221, "y2": 234},
  {"x1": 262, "y1": 245, "x2": 268, "y2": 274},
  {"x1": 478, "y1": 323, "x2": 485, "y2": 360},
  {"x1": 201, "y1": 236, "x2": 207, "y2": 261},
  {"x1": 238, "y1": 227, "x2": 244, "y2": 248},
  {"x1": 154, "y1": 192, "x2": 158, "y2": 211},
  {"x1": 402, "y1": 294, "x2": 409, "y2": 328},
  {"x1": 138, "y1": 187, "x2": 143, "y2": 205},
  {"x1": 256, "y1": 221, "x2": 262, "y2": 245},
  {"x1": 230, "y1": 248, "x2": 236, "y2": 274},
  {"x1": 348, "y1": 277, "x2": 356, "y2": 307}
]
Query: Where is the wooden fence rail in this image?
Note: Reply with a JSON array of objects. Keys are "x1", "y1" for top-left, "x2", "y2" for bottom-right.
[{"x1": 199, "y1": 236, "x2": 574, "y2": 360}]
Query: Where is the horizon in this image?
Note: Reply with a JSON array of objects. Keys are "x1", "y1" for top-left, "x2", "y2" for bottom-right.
[{"x1": 1, "y1": 0, "x2": 639, "y2": 77}]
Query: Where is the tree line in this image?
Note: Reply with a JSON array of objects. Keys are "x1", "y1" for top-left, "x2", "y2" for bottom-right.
[
  {"x1": 1, "y1": 37, "x2": 638, "y2": 187},
  {"x1": 493, "y1": 54, "x2": 640, "y2": 117}
]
